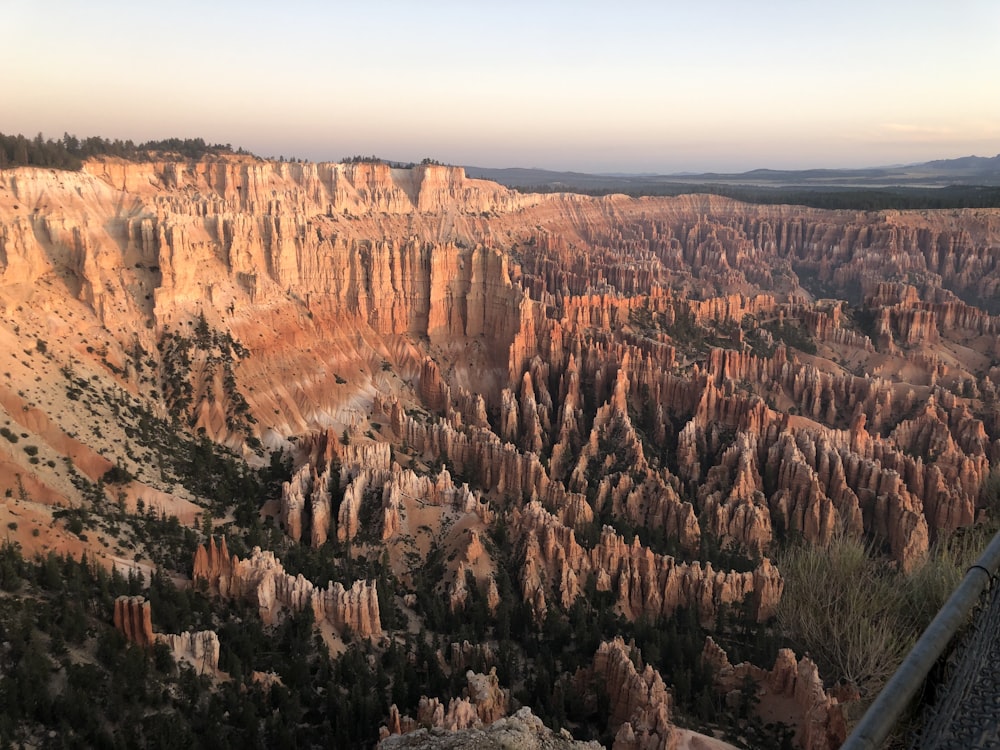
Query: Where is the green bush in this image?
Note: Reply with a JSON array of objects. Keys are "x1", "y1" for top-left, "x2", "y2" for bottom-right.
[{"x1": 102, "y1": 464, "x2": 133, "y2": 485}]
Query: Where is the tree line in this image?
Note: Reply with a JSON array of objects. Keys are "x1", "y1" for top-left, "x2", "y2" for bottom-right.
[
  {"x1": 514, "y1": 181, "x2": 1000, "y2": 210},
  {"x1": 340, "y1": 155, "x2": 447, "y2": 168},
  {"x1": 0, "y1": 132, "x2": 248, "y2": 171}
]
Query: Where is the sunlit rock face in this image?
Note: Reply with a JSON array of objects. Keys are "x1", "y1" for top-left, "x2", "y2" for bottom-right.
[{"x1": 2, "y1": 152, "x2": 999, "y2": 746}]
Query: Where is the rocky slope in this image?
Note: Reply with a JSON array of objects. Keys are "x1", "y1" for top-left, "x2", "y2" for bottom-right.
[{"x1": 2, "y1": 153, "x2": 999, "y2": 747}]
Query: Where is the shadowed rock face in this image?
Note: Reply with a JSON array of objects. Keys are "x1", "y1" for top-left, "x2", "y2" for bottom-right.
[
  {"x1": 2, "y1": 154, "x2": 999, "y2": 746},
  {"x1": 589, "y1": 637, "x2": 675, "y2": 747},
  {"x1": 382, "y1": 668, "x2": 511, "y2": 738},
  {"x1": 156, "y1": 630, "x2": 221, "y2": 674}
]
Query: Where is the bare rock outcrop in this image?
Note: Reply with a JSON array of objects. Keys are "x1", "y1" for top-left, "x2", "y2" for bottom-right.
[
  {"x1": 193, "y1": 535, "x2": 233, "y2": 583},
  {"x1": 321, "y1": 458, "x2": 493, "y2": 548},
  {"x1": 381, "y1": 668, "x2": 511, "y2": 738},
  {"x1": 696, "y1": 432, "x2": 773, "y2": 554},
  {"x1": 113, "y1": 595, "x2": 154, "y2": 648},
  {"x1": 156, "y1": 630, "x2": 221, "y2": 673},
  {"x1": 279, "y1": 463, "x2": 311, "y2": 542},
  {"x1": 513, "y1": 501, "x2": 782, "y2": 625},
  {"x1": 278, "y1": 461, "x2": 336, "y2": 546},
  {"x1": 702, "y1": 637, "x2": 854, "y2": 750},
  {"x1": 193, "y1": 539, "x2": 382, "y2": 638},
  {"x1": 377, "y1": 706, "x2": 602, "y2": 749},
  {"x1": 591, "y1": 637, "x2": 675, "y2": 750},
  {"x1": 113, "y1": 595, "x2": 220, "y2": 673}
]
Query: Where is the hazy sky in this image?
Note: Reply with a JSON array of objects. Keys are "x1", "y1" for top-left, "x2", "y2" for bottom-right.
[{"x1": 4, "y1": 0, "x2": 999, "y2": 172}]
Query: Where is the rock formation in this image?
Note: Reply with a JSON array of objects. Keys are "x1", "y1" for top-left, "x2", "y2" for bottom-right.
[
  {"x1": 590, "y1": 637, "x2": 676, "y2": 750},
  {"x1": 702, "y1": 637, "x2": 855, "y2": 750},
  {"x1": 513, "y1": 501, "x2": 783, "y2": 625},
  {"x1": 113, "y1": 595, "x2": 154, "y2": 648},
  {"x1": 193, "y1": 535, "x2": 233, "y2": 582},
  {"x1": 193, "y1": 539, "x2": 382, "y2": 638},
  {"x1": 4, "y1": 152, "x2": 1000, "y2": 746},
  {"x1": 382, "y1": 669, "x2": 511, "y2": 738},
  {"x1": 278, "y1": 461, "x2": 336, "y2": 545},
  {"x1": 113, "y1": 595, "x2": 220, "y2": 672},
  {"x1": 157, "y1": 630, "x2": 221, "y2": 674},
  {"x1": 376, "y1": 706, "x2": 602, "y2": 749}
]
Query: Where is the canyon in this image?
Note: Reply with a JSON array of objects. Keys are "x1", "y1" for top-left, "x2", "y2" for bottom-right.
[{"x1": 1, "y1": 153, "x2": 998, "y2": 748}]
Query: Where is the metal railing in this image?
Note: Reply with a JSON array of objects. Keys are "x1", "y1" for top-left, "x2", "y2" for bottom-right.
[{"x1": 842, "y1": 530, "x2": 1000, "y2": 749}]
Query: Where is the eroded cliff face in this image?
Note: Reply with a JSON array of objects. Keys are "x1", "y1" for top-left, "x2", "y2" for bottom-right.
[
  {"x1": 0, "y1": 159, "x2": 532, "y2": 449},
  {"x1": 3, "y1": 154, "x2": 1000, "y2": 747},
  {"x1": 113, "y1": 595, "x2": 155, "y2": 648},
  {"x1": 571, "y1": 637, "x2": 742, "y2": 750},
  {"x1": 376, "y1": 707, "x2": 603, "y2": 750},
  {"x1": 512, "y1": 499, "x2": 782, "y2": 626}
]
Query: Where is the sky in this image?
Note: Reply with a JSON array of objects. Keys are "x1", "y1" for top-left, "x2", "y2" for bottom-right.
[{"x1": 4, "y1": 0, "x2": 999, "y2": 173}]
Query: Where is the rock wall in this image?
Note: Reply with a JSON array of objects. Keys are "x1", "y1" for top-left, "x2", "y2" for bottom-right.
[
  {"x1": 377, "y1": 706, "x2": 603, "y2": 750},
  {"x1": 278, "y1": 461, "x2": 335, "y2": 546},
  {"x1": 589, "y1": 637, "x2": 676, "y2": 750},
  {"x1": 157, "y1": 630, "x2": 221, "y2": 674},
  {"x1": 381, "y1": 668, "x2": 511, "y2": 738},
  {"x1": 193, "y1": 535, "x2": 233, "y2": 582}
]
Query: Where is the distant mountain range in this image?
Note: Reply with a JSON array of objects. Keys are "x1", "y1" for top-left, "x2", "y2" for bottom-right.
[{"x1": 466, "y1": 154, "x2": 1000, "y2": 191}]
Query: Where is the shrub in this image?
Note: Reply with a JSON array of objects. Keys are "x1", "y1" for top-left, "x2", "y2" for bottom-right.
[
  {"x1": 780, "y1": 526, "x2": 999, "y2": 698},
  {"x1": 904, "y1": 523, "x2": 998, "y2": 625},
  {"x1": 102, "y1": 464, "x2": 133, "y2": 485},
  {"x1": 981, "y1": 468, "x2": 1000, "y2": 518},
  {"x1": 777, "y1": 534, "x2": 915, "y2": 695}
]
